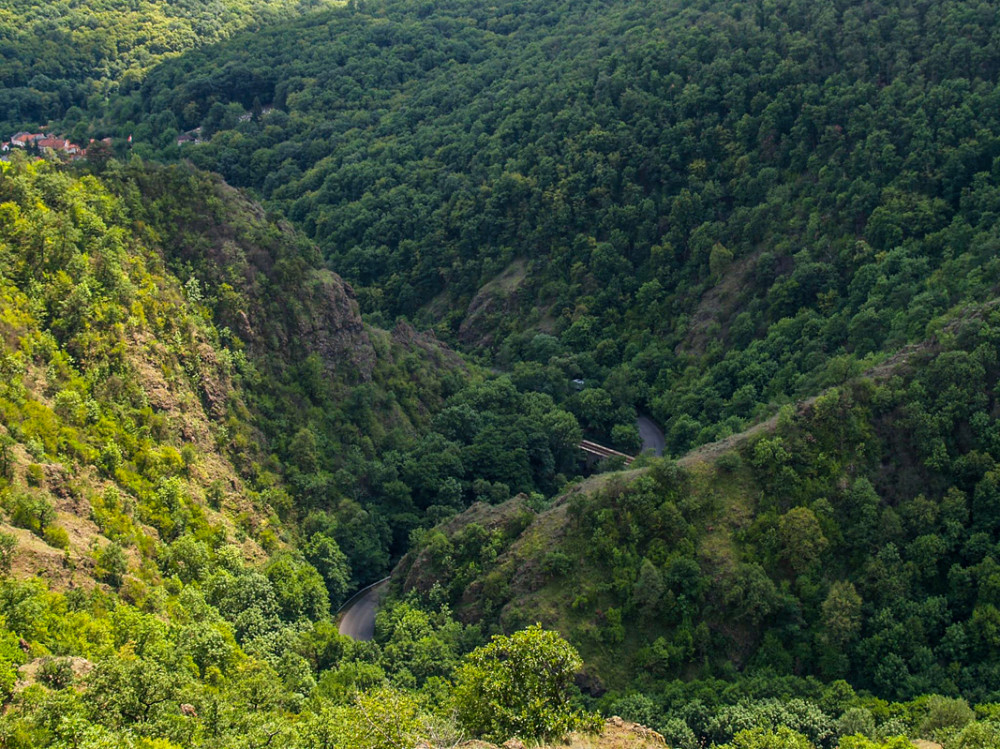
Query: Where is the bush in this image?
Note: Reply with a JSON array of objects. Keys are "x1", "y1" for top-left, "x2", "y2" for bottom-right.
[
  {"x1": 38, "y1": 658, "x2": 75, "y2": 689},
  {"x1": 95, "y1": 542, "x2": 128, "y2": 588},
  {"x1": 542, "y1": 551, "x2": 573, "y2": 577},
  {"x1": 25, "y1": 465, "x2": 44, "y2": 488},
  {"x1": 42, "y1": 524, "x2": 69, "y2": 551},
  {"x1": 837, "y1": 708, "x2": 876, "y2": 739},
  {"x1": 706, "y1": 700, "x2": 835, "y2": 747},
  {"x1": 918, "y1": 696, "x2": 975, "y2": 741},
  {"x1": 5, "y1": 492, "x2": 55, "y2": 536},
  {"x1": 719, "y1": 726, "x2": 815, "y2": 749},
  {"x1": 0, "y1": 659, "x2": 16, "y2": 704},
  {"x1": 0, "y1": 532, "x2": 15, "y2": 576},
  {"x1": 716, "y1": 451, "x2": 743, "y2": 473},
  {"x1": 323, "y1": 687, "x2": 427, "y2": 749},
  {"x1": 951, "y1": 720, "x2": 1000, "y2": 749},
  {"x1": 838, "y1": 737, "x2": 914, "y2": 749}
]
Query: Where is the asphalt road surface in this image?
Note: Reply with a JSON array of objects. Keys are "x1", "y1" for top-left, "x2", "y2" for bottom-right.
[
  {"x1": 637, "y1": 415, "x2": 665, "y2": 456},
  {"x1": 338, "y1": 581, "x2": 387, "y2": 641}
]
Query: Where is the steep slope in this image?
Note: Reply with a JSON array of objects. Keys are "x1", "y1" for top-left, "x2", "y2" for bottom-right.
[
  {"x1": 0, "y1": 153, "x2": 410, "y2": 592},
  {"x1": 97, "y1": 0, "x2": 1000, "y2": 455},
  {"x1": 0, "y1": 157, "x2": 277, "y2": 587},
  {"x1": 396, "y1": 305, "x2": 1000, "y2": 706},
  {"x1": 0, "y1": 155, "x2": 601, "y2": 749},
  {"x1": 0, "y1": 152, "x2": 589, "y2": 590}
]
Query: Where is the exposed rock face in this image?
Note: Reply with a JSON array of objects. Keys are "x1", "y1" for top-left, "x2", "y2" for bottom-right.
[
  {"x1": 134, "y1": 165, "x2": 379, "y2": 382},
  {"x1": 392, "y1": 320, "x2": 464, "y2": 370},
  {"x1": 16, "y1": 656, "x2": 94, "y2": 691},
  {"x1": 457, "y1": 260, "x2": 527, "y2": 348},
  {"x1": 601, "y1": 716, "x2": 667, "y2": 746},
  {"x1": 293, "y1": 269, "x2": 375, "y2": 381}
]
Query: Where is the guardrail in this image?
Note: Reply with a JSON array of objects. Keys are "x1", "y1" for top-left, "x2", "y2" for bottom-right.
[
  {"x1": 579, "y1": 439, "x2": 635, "y2": 465},
  {"x1": 334, "y1": 576, "x2": 391, "y2": 615}
]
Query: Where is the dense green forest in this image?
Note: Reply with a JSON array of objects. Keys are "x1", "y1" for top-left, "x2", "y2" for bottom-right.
[
  {"x1": 0, "y1": 155, "x2": 596, "y2": 746},
  {"x1": 6, "y1": 0, "x2": 1000, "y2": 745},
  {"x1": 0, "y1": 0, "x2": 326, "y2": 135},
  {"x1": 88, "y1": 0, "x2": 1000, "y2": 455}
]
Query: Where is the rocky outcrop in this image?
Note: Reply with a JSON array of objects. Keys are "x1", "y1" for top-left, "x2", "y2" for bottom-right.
[
  {"x1": 417, "y1": 718, "x2": 667, "y2": 749},
  {"x1": 134, "y1": 164, "x2": 379, "y2": 382},
  {"x1": 293, "y1": 269, "x2": 375, "y2": 381},
  {"x1": 457, "y1": 260, "x2": 527, "y2": 348},
  {"x1": 392, "y1": 320, "x2": 464, "y2": 370}
]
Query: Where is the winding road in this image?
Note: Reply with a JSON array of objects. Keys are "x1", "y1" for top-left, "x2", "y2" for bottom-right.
[
  {"x1": 338, "y1": 417, "x2": 666, "y2": 640},
  {"x1": 636, "y1": 415, "x2": 665, "y2": 456},
  {"x1": 337, "y1": 580, "x2": 387, "y2": 640}
]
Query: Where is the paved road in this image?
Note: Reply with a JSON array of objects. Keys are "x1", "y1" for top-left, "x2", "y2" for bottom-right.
[
  {"x1": 636, "y1": 415, "x2": 665, "y2": 456},
  {"x1": 338, "y1": 581, "x2": 387, "y2": 641},
  {"x1": 340, "y1": 419, "x2": 663, "y2": 641}
]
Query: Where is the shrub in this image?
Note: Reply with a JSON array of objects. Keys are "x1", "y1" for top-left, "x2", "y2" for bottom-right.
[
  {"x1": 0, "y1": 532, "x2": 15, "y2": 576},
  {"x1": 43, "y1": 524, "x2": 69, "y2": 551},
  {"x1": 706, "y1": 700, "x2": 835, "y2": 747},
  {"x1": 719, "y1": 726, "x2": 815, "y2": 749},
  {"x1": 25, "y1": 464, "x2": 44, "y2": 487},
  {"x1": 95, "y1": 542, "x2": 128, "y2": 587},
  {"x1": 5, "y1": 492, "x2": 55, "y2": 536},
  {"x1": 918, "y1": 696, "x2": 975, "y2": 741},
  {"x1": 837, "y1": 708, "x2": 876, "y2": 739},
  {"x1": 838, "y1": 737, "x2": 914, "y2": 749},
  {"x1": 38, "y1": 658, "x2": 75, "y2": 689},
  {"x1": 0, "y1": 659, "x2": 16, "y2": 703},
  {"x1": 542, "y1": 551, "x2": 573, "y2": 577},
  {"x1": 951, "y1": 720, "x2": 1000, "y2": 749}
]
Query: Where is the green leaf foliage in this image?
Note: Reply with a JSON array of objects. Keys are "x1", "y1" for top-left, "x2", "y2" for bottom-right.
[{"x1": 454, "y1": 624, "x2": 594, "y2": 742}]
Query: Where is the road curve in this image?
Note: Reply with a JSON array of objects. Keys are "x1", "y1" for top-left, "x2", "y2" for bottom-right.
[
  {"x1": 636, "y1": 415, "x2": 665, "y2": 456},
  {"x1": 338, "y1": 580, "x2": 387, "y2": 641}
]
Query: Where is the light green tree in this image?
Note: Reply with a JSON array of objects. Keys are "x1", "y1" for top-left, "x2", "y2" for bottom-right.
[
  {"x1": 0, "y1": 531, "x2": 16, "y2": 577},
  {"x1": 719, "y1": 726, "x2": 815, "y2": 749},
  {"x1": 837, "y1": 736, "x2": 915, "y2": 749},
  {"x1": 453, "y1": 624, "x2": 594, "y2": 742},
  {"x1": 821, "y1": 581, "x2": 863, "y2": 647},
  {"x1": 779, "y1": 507, "x2": 828, "y2": 573},
  {"x1": 302, "y1": 688, "x2": 426, "y2": 749}
]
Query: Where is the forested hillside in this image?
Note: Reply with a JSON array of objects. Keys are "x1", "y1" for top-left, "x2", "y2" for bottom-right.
[
  {"x1": 0, "y1": 0, "x2": 325, "y2": 134},
  {"x1": 0, "y1": 145, "x2": 590, "y2": 571},
  {"x1": 399, "y1": 304, "x2": 1000, "y2": 745},
  {"x1": 0, "y1": 154, "x2": 599, "y2": 747},
  {"x1": 94, "y1": 0, "x2": 1000, "y2": 456},
  {"x1": 7, "y1": 0, "x2": 1000, "y2": 746}
]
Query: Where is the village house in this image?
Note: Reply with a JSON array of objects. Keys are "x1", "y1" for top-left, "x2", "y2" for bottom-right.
[
  {"x1": 10, "y1": 132, "x2": 45, "y2": 147},
  {"x1": 177, "y1": 127, "x2": 203, "y2": 146},
  {"x1": 37, "y1": 136, "x2": 73, "y2": 153},
  {"x1": 4, "y1": 131, "x2": 88, "y2": 160}
]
